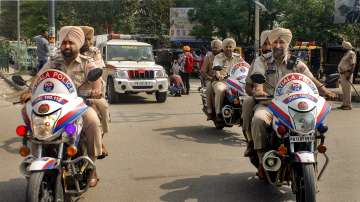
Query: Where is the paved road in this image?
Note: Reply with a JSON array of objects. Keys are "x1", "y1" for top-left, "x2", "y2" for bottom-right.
[{"x1": 0, "y1": 81, "x2": 360, "y2": 202}]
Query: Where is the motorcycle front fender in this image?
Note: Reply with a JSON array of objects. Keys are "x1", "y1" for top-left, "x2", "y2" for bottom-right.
[
  {"x1": 293, "y1": 151, "x2": 316, "y2": 163},
  {"x1": 29, "y1": 157, "x2": 59, "y2": 171}
]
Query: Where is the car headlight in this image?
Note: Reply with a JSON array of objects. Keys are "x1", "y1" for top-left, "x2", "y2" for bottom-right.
[
  {"x1": 155, "y1": 70, "x2": 167, "y2": 78},
  {"x1": 289, "y1": 108, "x2": 316, "y2": 134},
  {"x1": 115, "y1": 70, "x2": 128, "y2": 79},
  {"x1": 32, "y1": 111, "x2": 60, "y2": 140}
]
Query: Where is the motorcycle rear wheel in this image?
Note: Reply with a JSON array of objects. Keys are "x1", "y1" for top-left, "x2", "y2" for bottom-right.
[{"x1": 295, "y1": 164, "x2": 316, "y2": 202}]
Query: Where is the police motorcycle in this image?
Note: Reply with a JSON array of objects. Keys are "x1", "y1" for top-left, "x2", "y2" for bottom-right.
[
  {"x1": 12, "y1": 67, "x2": 102, "y2": 202},
  {"x1": 249, "y1": 72, "x2": 339, "y2": 202},
  {"x1": 201, "y1": 64, "x2": 249, "y2": 130}
]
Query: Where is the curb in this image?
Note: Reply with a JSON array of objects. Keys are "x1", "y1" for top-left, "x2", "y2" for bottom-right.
[{"x1": 0, "y1": 72, "x2": 24, "y2": 91}]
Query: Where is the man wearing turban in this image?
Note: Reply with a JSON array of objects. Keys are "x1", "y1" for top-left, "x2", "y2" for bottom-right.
[
  {"x1": 79, "y1": 26, "x2": 109, "y2": 157},
  {"x1": 242, "y1": 30, "x2": 272, "y2": 157},
  {"x1": 338, "y1": 41, "x2": 357, "y2": 110},
  {"x1": 20, "y1": 26, "x2": 103, "y2": 187},
  {"x1": 212, "y1": 38, "x2": 250, "y2": 121},
  {"x1": 248, "y1": 28, "x2": 336, "y2": 178},
  {"x1": 201, "y1": 39, "x2": 222, "y2": 120}
]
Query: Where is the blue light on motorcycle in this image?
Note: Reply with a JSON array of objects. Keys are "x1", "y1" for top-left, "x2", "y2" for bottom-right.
[{"x1": 65, "y1": 124, "x2": 76, "y2": 137}]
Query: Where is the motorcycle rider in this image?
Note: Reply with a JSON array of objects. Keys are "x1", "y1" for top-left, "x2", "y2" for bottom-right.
[
  {"x1": 243, "y1": 30, "x2": 271, "y2": 157},
  {"x1": 201, "y1": 39, "x2": 222, "y2": 120},
  {"x1": 79, "y1": 26, "x2": 110, "y2": 158},
  {"x1": 248, "y1": 28, "x2": 336, "y2": 178},
  {"x1": 212, "y1": 38, "x2": 250, "y2": 121},
  {"x1": 20, "y1": 26, "x2": 103, "y2": 187}
]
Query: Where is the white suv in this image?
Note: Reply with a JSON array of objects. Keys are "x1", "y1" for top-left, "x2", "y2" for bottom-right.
[{"x1": 99, "y1": 39, "x2": 168, "y2": 103}]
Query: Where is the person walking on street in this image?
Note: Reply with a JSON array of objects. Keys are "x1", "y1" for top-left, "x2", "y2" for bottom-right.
[
  {"x1": 179, "y1": 46, "x2": 194, "y2": 94},
  {"x1": 34, "y1": 28, "x2": 49, "y2": 72},
  {"x1": 338, "y1": 41, "x2": 357, "y2": 110}
]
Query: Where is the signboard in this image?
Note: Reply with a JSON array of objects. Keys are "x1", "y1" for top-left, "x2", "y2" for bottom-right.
[
  {"x1": 334, "y1": 0, "x2": 360, "y2": 23},
  {"x1": 169, "y1": 7, "x2": 196, "y2": 41}
]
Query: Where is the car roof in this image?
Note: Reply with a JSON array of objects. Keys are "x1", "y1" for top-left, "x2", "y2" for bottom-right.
[{"x1": 104, "y1": 39, "x2": 151, "y2": 46}]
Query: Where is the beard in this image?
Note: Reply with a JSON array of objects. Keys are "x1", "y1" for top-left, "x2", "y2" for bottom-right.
[
  {"x1": 61, "y1": 49, "x2": 76, "y2": 61},
  {"x1": 272, "y1": 48, "x2": 286, "y2": 60}
]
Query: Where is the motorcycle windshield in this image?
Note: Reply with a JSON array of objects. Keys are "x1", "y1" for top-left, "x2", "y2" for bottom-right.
[{"x1": 226, "y1": 65, "x2": 249, "y2": 97}]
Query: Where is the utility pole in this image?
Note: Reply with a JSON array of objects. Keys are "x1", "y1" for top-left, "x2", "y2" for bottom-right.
[
  {"x1": 17, "y1": 0, "x2": 20, "y2": 69},
  {"x1": 253, "y1": 1, "x2": 268, "y2": 57},
  {"x1": 48, "y1": 0, "x2": 55, "y2": 56}
]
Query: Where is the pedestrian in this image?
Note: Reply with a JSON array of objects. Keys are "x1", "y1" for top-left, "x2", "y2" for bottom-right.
[
  {"x1": 179, "y1": 45, "x2": 194, "y2": 94},
  {"x1": 338, "y1": 41, "x2": 357, "y2": 110},
  {"x1": 33, "y1": 28, "x2": 49, "y2": 72}
]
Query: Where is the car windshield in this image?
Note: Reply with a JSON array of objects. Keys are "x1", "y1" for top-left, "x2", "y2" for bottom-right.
[{"x1": 107, "y1": 45, "x2": 154, "y2": 62}]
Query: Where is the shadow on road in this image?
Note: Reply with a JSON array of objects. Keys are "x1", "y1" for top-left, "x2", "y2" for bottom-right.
[
  {"x1": 154, "y1": 125, "x2": 246, "y2": 147},
  {"x1": 111, "y1": 111, "x2": 202, "y2": 123},
  {"x1": 160, "y1": 172, "x2": 295, "y2": 202},
  {"x1": 0, "y1": 177, "x2": 26, "y2": 202},
  {"x1": 110, "y1": 94, "x2": 159, "y2": 105},
  {"x1": 0, "y1": 137, "x2": 22, "y2": 154}
]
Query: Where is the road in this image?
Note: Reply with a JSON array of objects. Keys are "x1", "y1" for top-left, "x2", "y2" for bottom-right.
[{"x1": 0, "y1": 81, "x2": 360, "y2": 202}]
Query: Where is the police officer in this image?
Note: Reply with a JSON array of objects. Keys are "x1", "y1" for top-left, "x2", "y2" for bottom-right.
[
  {"x1": 20, "y1": 26, "x2": 103, "y2": 187},
  {"x1": 80, "y1": 26, "x2": 110, "y2": 157},
  {"x1": 212, "y1": 38, "x2": 249, "y2": 121},
  {"x1": 201, "y1": 39, "x2": 222, "y2": 120},
  {"x1": 249, "y1": 28, "x2": 336, "y2": 178},
  {"x1": 243, "y1": 30, "x2": 271, "y2": 157},
  {"x1": 338, "y1": 41, "x2": 357, "y2": 110}
]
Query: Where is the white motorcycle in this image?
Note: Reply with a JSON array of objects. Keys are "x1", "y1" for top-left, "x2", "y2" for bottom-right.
[
  {"x1": 249, "y1": 72, "x2": 338, "y2": 202},
  {"x1": 13, "y1": 68, "x2": 102, "y2": 202}
]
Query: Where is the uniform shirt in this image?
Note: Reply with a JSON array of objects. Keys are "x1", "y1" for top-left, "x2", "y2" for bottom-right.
[
  {"x1": 83, "y1": 46, "x2": 105, "y2": 68},
  {"x1": 201, "y1": 51, "x2": 216, "y2": 79},
  {"x1": 338, "y1": 50, "x2": 356, "y2": 73},
  {"x1": 248, "y1": 53, "x2": 313, "y2": 96},
  {"x1": 39, "y1": 53, "x2": 97, "y2": 96},
  {"x1": 212, "y1": 52, "x2": 248, "y2": 76}
]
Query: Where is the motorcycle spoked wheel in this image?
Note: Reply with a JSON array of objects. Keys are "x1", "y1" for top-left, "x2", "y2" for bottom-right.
[
  {"x1": 294, "y1": 164, "x2": 317, "y2": 202},
  {"x1": 27, "y1": 170, "x2": 66, "y2": 202}
]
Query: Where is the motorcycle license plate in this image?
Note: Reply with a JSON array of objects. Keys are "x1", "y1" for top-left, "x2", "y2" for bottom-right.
[
  {"x1": 289, "y1": 136, "x2": 315, "y2": 143},
  {"x1": 133, "y1": 81, "x2": 152, "y2": 86}
]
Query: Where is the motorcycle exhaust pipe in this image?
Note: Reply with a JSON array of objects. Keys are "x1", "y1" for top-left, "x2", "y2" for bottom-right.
[
  {"x1": 19, "y1": 155, "x2": 34, "y2": 177},
  {"x1": 262, "y1": 150, "x2": 281, "y2": 172}
]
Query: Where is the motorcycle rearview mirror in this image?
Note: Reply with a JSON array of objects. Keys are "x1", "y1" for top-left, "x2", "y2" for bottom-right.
[
  {"x1": 87, "y1": 68, "x2": 103, "y2": 82},
  {"x1": 213, "y1": 66, "x2": 223, "y2": 71},
  {"x1": 11, "y1": 75, "x2": 28, "y2": 87},
  {"x1": 325, "y1": 73, "x2": 340, "y2": 85},
  {"x1": 250, "y1": 74, "x2": 266, "y2": 84}
]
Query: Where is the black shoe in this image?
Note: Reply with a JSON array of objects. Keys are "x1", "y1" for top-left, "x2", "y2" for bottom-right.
[{"x1": 244, "y1": 141, "x2": 254, "y2": 157}]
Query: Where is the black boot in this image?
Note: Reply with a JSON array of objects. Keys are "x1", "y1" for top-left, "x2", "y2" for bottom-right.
[{"x1": 244, "y1": 141, "x2": 254, "y2": 157}]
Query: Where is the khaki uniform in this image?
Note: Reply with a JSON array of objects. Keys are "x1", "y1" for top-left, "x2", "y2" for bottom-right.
[
  {"x1": 338, "y1": 50, "x2": 356, "y2": 107},
  {"x1": 83, "y1": 47, "x2": 110, "y2": 134},
  {"x1": 212, "y1": 52, "x2": 244, "y2": 115},
  {"x1": 201, "y1": 52, "x2": 216, "y2": 114},
  {"x1": 41, "y1": 53, "x2": 103, "y2": 159},
  {"x1": 249, "y1": 53, "x2": 313, "y2": 150}
]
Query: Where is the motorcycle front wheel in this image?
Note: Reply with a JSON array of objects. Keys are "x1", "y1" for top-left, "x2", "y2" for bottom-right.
[
  {"x1": 27, "y1": 170, "x2": 65, "y2": 202},
  {"x1": 295, "y1": 164, "x2": 316, "y2": 202}
]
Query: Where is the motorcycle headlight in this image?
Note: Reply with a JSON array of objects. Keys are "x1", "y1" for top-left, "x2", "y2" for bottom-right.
[
  {"x1": 155, "y1": 70, "x2": 167, "y2": 78},
  {"x1": 114, "y1": 70, "x2": 128, "y2": 79},
  {"x1": 32, "y1": 111, "x2": 60, "y2": 140},
  {"x1": 289, "y1": 108, "x2": 316, "y2": 134}
]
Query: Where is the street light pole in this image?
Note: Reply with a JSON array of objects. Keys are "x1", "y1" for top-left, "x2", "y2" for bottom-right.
[
  {"x1": 17, "y1": 0, "x2": 20, "y2": 69},
  {"x1": 253, "y1": 1, "x2": 268, "y2": 57}
]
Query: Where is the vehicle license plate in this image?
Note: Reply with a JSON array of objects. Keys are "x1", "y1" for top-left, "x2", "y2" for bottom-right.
[
  {"x1": 133, "y1": 81, "x2": 152, "y2": 86},
  {"x1": 289, "y1": 136, "x2": 315, "y2": 143}
]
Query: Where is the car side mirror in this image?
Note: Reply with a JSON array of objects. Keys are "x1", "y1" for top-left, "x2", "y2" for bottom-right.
[
  {"x1": 12, "y1": 75, "x2": 27, "y2": 86},
  {"x1": 325, "y1": 73, "x2": 340, "y2": 85},
  {"x1": 250, "y1": 74, "x2": 266, "y2": 84},
  {"x1": 87, "y1": 68, "x2": 103, "y2": 82}
]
